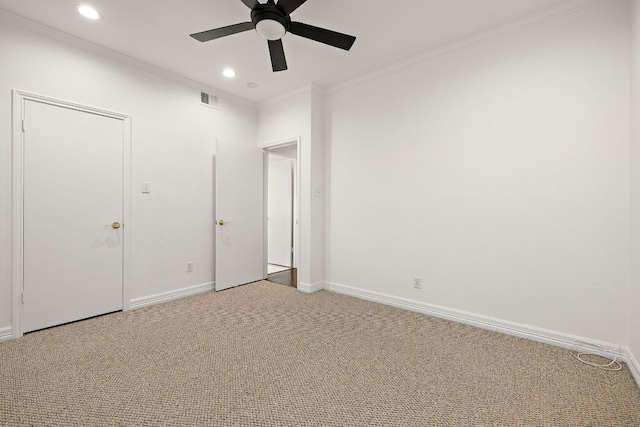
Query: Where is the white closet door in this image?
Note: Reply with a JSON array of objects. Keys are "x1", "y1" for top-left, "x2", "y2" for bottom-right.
[{"x1": 23, "y1": 100, "x2": 124, "y2": 332}]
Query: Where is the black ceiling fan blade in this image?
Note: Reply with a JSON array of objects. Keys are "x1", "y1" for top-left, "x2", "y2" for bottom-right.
[
  {"x1": 241, "y1": 0, "x2": 260, "y2": 9},
  {"x1": 277, "y1": 0, "x2": 308, "y2": 15},
  {"x1": 268, "y1": 39, "x2": 288, "y2": 72},
  {"x1": 190, "y1": 22, "x2": 254, "y2": 42},
  {"x1": 288, "y1": 22, "x2": 356, "y2": 50}
]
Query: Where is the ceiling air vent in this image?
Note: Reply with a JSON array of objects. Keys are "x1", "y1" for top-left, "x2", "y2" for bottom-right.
[{"x1": 200, "y1": 92, "x2": 219, "y2": 109}]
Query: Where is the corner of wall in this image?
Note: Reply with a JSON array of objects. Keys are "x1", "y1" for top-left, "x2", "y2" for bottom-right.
[
  {"x1": 0, "y1": 327, "x2": 13, "y2": 343},
  {"x1": 309, "y1": 86, "x2": 325, "y2": 285},
  {"x1": 624, "y1": 347, "x2": 640, "y2": 388},
  {"x1": 630, "y1": 0, "x2": 640, "y2": 373},
  {"x1": 297, "y1": 282, "x2": 326, "y2": 294}
]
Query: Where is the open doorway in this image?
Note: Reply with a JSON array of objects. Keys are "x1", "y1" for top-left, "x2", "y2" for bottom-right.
[{"x1": 263, "y1": 140, "x2": 299, "y2": 288}]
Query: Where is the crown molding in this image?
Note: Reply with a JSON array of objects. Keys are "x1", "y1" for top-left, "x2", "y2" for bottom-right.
[
  {"x1": 0, "y1": 8, "x2": 257, "y2": 109},
  {"x1": 309, "y1": 83, "x2": 326, "y2": 97},
  {"x1": 258, "y1": 83, "x2": 327, "y2": 108},
  {"x1": 328, "y1": 0, "x2": 610, "y2": 95},
  {"x1": 258, "y1": 85, "x2": 312, "y2": 108}
]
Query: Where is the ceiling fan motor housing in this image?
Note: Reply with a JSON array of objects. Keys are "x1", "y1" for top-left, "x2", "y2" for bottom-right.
[{"x1": 251, "y1": 3, "x2": 291, "y2": 40}]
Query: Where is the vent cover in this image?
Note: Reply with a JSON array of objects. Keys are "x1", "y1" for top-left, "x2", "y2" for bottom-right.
[{"x1": 200, "y1": 92, "x2": 219, "y2": 109}]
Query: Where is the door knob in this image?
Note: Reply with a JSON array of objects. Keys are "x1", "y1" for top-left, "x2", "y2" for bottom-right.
[
  {"x1": 111, "y1": 222, "x2": 121, "y2": 229},
  {"x1": 217, "y1": 220, "x2": 231, "y2": 226}
]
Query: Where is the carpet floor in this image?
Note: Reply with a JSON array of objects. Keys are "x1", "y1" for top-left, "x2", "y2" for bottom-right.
[{"x1": 1, "y1": 281, "x2": 639, "y2": 426}]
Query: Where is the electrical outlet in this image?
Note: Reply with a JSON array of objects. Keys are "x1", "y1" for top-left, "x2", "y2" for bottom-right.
[
  {"x1": 414, "y1": 277, "x2": 422, "y2": 289},
  {"x1": 186, "y1": 262, "x2": 193, "y2": 273}
]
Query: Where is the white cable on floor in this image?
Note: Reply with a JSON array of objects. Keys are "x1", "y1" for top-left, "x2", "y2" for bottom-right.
[{"x1": 570, "y1": 341, "x2": 622, "y2": 371}]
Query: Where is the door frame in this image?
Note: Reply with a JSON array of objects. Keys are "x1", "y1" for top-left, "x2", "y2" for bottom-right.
[
  {"x1": 11, "y1": 90, "x2": 132, "y2": 338},
  {"x1": 261, "y1": 137, "x2": 301, "y2": 282}
]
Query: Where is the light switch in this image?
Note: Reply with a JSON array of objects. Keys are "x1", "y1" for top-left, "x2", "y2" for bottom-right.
[
  {"x1": 313, "y1": 187, "x2": 322, "y2": 198},
  {"x1": 142, "y1": 182, "x2": 151, "y2": 194}
]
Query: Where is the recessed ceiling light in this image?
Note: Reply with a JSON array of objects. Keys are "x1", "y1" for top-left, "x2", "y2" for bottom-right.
[
  {"x1": 77, "y1": 5, "x2": 101, "y2": 20},
  {"x1": 223, "y1": 68, "x2": 236, "y2": 78}
]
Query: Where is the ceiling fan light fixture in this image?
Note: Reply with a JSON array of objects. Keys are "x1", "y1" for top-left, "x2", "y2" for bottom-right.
[
  {"x1": 190, "y1": 0, "x2": 357, "y2": 73},
  {"x1": 77, "y1": 5, "x2": 101, "y2": 20},
  {"x1": 255, "y1": 19, "x2": 286, "y2": 40}
]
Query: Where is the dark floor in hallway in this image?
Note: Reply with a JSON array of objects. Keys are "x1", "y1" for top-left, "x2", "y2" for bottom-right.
[{"x1": 267, "y1": 268, "x2": 297, "y2": 288}]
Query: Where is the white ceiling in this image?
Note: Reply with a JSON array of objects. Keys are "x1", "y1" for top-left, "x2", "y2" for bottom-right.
[{"x1": 0, "y1": 0, "x2": 581, "y2": 103}]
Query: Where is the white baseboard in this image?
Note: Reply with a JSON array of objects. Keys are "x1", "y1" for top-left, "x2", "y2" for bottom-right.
[
  {"x1": 0, "y1": 327, "x2": 12, "y2": 342},
  {"x1": 323, "y1": 281, "x2": 626, "y2": 361},
  {"x1": 298, "y1": 281, "x2": 325, "y2": 294},
  {"x1": 129, "y1": 282, "x2": 215, "y2": 310},
  {"x1": 624, "y1": 347, "x2": 640, "y2": 388}
]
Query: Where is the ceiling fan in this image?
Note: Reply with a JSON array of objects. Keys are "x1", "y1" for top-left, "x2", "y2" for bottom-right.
[{"x1": 190, "y1": 0, "x2": 356, "y2": 72}]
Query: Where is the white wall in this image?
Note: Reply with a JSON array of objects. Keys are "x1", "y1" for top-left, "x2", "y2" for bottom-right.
[
  {"x1": 325, "y1": 0, "x2": 630, "y2": 345},
  {"x1": 0, "y1": 19, "x2": 257, "y2": 330},
  {"x1": 310, "y1": 88, "x2": 325, "y2": 287},
  {"x1": 630, "y1": 0, "x2": 640, "y2": 366},
  {"x1": 258, "y1": 86, "x2": 324, "y2": 287}
]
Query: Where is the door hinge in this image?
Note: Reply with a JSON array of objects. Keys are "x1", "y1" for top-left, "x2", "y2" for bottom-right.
[
  {"x1": 21, "y1": 119, "x2": 25, "y2": 132},
  {"x1": 21, "y1": 290, "x2": 25, "y2": 304}
]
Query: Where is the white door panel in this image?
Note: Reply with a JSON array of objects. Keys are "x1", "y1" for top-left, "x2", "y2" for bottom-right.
[
  {"x1": 215, "y1": 140, "x2": 264, "y2": 291},
  {"x1": 23, "y1": 100, "x2": 124, "y2": 332}
]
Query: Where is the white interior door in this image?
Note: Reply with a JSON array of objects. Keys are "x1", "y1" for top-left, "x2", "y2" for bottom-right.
[
  {"x1": 268, "y1": 154, "x2": 293, "y2": 267},
  {"x1": 23, "y1": 99, "x2": 124, "y2": 332},
  {"x1": 215, "y1": 140, "x2": 264, "y2": 291}
]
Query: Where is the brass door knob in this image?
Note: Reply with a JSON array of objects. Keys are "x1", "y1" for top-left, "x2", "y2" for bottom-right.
[
  {"x1": 217, "y1": 220, "x2": 231, "y2": 226},
  {"x1": 111, "y1": 222, "x2": 121, "y2": 229}
]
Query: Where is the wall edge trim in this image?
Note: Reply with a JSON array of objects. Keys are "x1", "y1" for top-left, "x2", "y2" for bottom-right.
[
  {"x1": 297, "y1": 281, "x2": 325, "y2": 294},
  {"x1": 0, "y1": 327, "x2": 13, "y2": 343},
  {"x1": 129, "y1": 282, "x2": 214, "y2": 310},
  {"x1": 624, "y1": 347, "x2": 640, "y2": 388},
  {"x1": 324, "y1": 281, "x2": 625, "y2": 359}
]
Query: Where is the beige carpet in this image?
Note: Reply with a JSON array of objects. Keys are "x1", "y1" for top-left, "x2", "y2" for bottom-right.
[{"x1": 1, "y1": 281, "x2": 639, "y2": 426}]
